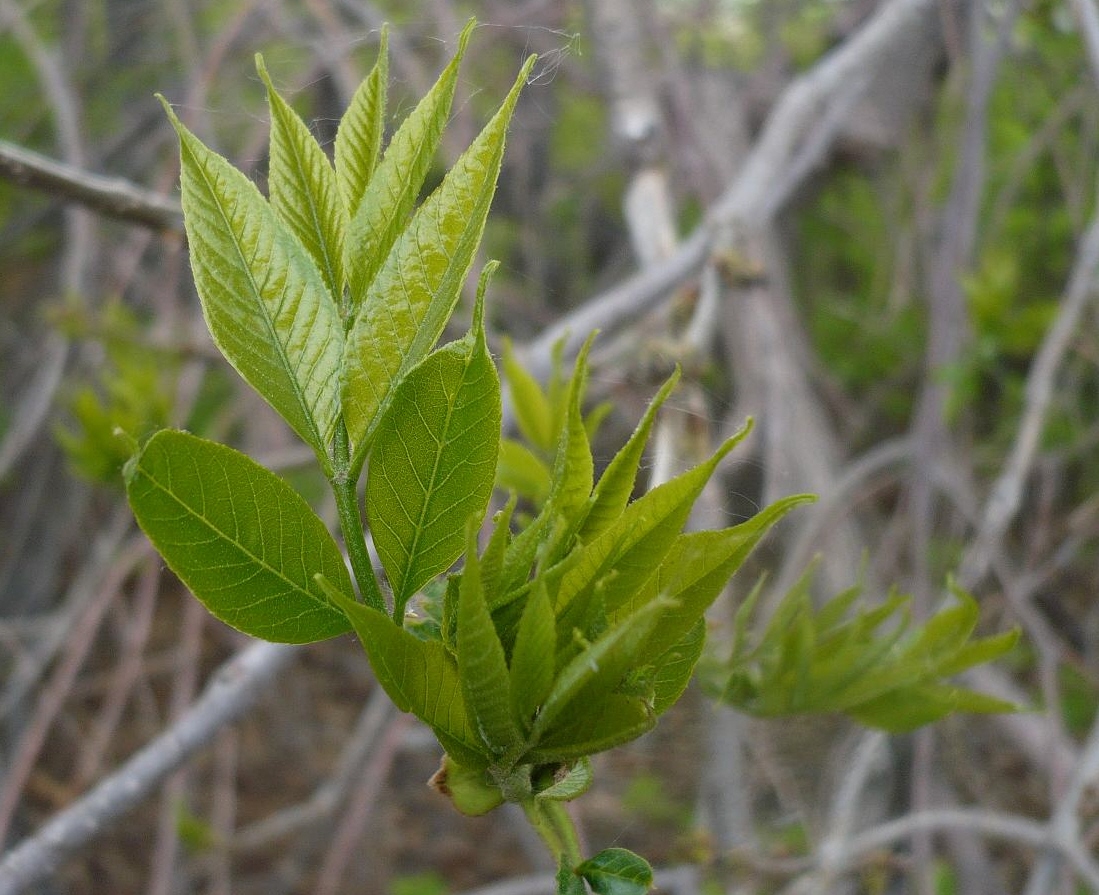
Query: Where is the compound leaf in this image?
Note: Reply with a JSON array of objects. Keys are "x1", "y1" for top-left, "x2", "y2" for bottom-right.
[
  {"x1": 343, "y1": 21, "x2": 472, "y2": 309},
  {"x1": 124, "y1": 430, "x2": 351, "y2": 643},
  {"x1": 335, "y1": 25, "x2": 389, "y2": 221},
  {"x1": 327, "y1": 584, "x2": 486, "y2": 769}
]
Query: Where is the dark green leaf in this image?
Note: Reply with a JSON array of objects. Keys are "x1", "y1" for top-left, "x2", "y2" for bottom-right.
[
  {"x1": 124, "y1": 430, "x2": 351, "y2": 643},
  {"x1": 509, "y1": 580, "x2": 556, "y2": 732}
]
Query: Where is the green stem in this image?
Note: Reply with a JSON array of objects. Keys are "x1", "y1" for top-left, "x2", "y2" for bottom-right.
[
  {"x1": 521, "y1": 799, "x2": 584, "y2": 869},
  {"x1": 331, "y1": 422, "x2": 387, "y2": 613}
]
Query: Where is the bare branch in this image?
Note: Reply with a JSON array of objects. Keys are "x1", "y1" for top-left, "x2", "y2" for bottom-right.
[
  {"x1": 0, "y1": 641, "x2": 300, "y2": 895},
  {"x1": 0, "y1": 138, "x2": 183, "y2": 232}
]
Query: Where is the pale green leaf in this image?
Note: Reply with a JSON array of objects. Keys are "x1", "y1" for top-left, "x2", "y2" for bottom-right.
[
  {"x1": 535, "y1": 757, "x2": 592, "y2": 802},
  {"x1": 161, "y1": 101, "x2": 343, "y2": 462},
  {"x1": 124, "y1": 430, "x2": 351, "y2": 643},
  {"x1": 365, "y1": 273, "x2": 501, "y2": 616},
  {"x1": 650, "y1": 619, "x2": 705, "y2": 714},
  {"x1": 578, "y1": 369, "x2": 680, "y2": 542},
  {"x1": 457, "y1": 525, "x2": 521, "y2": 754},
  {"x1": 502, "y1": 338, "x2": 555, "y2": 452},
  {"x1": 497, "y1": 439, "x2": 551, "y2": 504},
  {"x1": 334, "y1": 25, "x2": 388, "y2": 220},
  {"x1": 258, "y1": 55, "x2": 347, "y2": 306},
  {"x1": 343, "y1": 21, "x2": 472, "y2": 308},
  {"x1": 343, "y1": 55, "x2": 535, "y2": 470}
]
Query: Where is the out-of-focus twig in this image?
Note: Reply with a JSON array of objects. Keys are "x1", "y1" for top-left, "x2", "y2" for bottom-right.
[
  {"x1": 0, "y1": 139, "x2": 183, "y2": 232},
  {"x1": 0, "y1": 640, "x2": 300, "y2": 895}
]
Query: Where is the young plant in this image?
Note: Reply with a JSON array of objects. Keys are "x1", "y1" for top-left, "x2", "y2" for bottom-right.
[{"x1": 121, "y1": 25, "x2": 809, "y2": 892}]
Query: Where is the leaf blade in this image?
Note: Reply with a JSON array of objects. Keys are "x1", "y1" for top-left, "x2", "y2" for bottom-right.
[{"x1": 124, "y1": 430, "x2": 351, "y2": 643}]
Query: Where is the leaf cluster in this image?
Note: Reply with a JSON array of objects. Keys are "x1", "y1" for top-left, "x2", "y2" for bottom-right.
[{"x1": 705, "y1": 566, "x2": 1021, "y2": 732}]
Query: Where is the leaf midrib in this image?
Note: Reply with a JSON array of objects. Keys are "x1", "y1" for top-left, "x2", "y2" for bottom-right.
[{"x1": 186, "y1": 139, "x2": 327, "y2": 453}]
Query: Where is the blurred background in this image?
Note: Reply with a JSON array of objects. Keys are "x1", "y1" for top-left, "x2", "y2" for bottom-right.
[{"x1": 1, "y1": 0, "x2": 1099, "y2": 893}]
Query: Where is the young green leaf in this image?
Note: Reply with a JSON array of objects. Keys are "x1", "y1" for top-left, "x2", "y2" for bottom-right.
[
  {"x1": 528, "y1": 693, "x2": 655, "y2": 764},
  {"x1": 509, "y1": 580, "x2": 556, "y2": 732},
  {"x1": 497, "y1": 439, "x2": 551, "y2": 504},
  {"x1": 258, "y1": 55, "x2": 347, "y2": 306},
  {"x1": 502, "y1": 338, "x2": 555, "y2": 452},
  {"x1": 324, "y1": 582, "x2": 487, "y2": 769},
  {"x1": 124, "y1": 430, "x2": 351, "y2": 643},
  {"x1": 160, "y1": 100, "x2": 344, "y2": 464},
  {"x1": 535, "y1": 757, "x2": 593, "y2": 802},
  {"x1": 334, "y1": 25, "x2": 389, "y2": 221},
  {"x1": 343, "y1": 55, "x2": 536, "y2": 470},
  {"x1": 649, "y1": 619, "x2": 706, "y2": 714},
  {"x1": 576, "y1": 848, "x2": 654, "y2": 895},
  {"x1": 457, "y1": 525, "x2": 521, "y2": 755},
  {"x1": 343, "y1": 20, "x2": 472, "y2": 309},
  {"x1": 578, "y1": 369, "x2": 680, "y2": 542},
  {"x1": 365, "y1": 268, "x2": 501, "y2": 617}
]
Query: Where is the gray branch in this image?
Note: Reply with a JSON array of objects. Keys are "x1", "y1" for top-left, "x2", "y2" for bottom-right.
[
  {"x1": 0, "y1": 138, "x2": 183, "y2": 233},
  {"x1": 0, "y1": 641, "x2": 299, "y2": 895}
]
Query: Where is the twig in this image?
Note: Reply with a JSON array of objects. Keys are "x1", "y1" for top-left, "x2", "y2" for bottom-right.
[
  {"x1": 0, "y1": 139, "x2": 183, "y2": 232},
  {"x1": 0, "y1": 640, "x2": 300, "y2": 895}
]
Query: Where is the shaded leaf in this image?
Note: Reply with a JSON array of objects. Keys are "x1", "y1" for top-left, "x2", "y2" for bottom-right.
[
  {"x1": 576, "y1": 848, "x2": 654, "y2": 895},
  {"x1": 124, "y1": 430, "x2": 351, "y2": 643},
  {"x1": 510, "y1": 580, "x2": 556, "y2": 732}
]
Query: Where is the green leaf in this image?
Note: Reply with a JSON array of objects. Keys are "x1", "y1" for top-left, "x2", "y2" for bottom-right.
[
  {"x1": 503, "y1": 338, "x2": 555, "y2": 452},
  {"x1": 579, "y1": 369, "x2": 679, "y2": 542},
  {"x1": 324, "y1": 583, "x2": 487, "y2": 769},
  {"x1": 532, "y1": 597, "x2": 671, "y2": 745},
  {"x1": 650, "y1": 619, "x2": 706, "y2": 714},
  {"x1": 547, "y1": 336, "x2": 595, "y2": 529},
  {"x1": 528, "y1": 694, "x2": 654, "y2": 764},
  {"x1": 161, "y1": 100, "x2": 343, "y2": 464},
  {"x1": 124, "y1": 430, "x2": 351, "y2": 643},
  {"x1": 535, "y1": 757, "x2": 593, "y2": 802},
  {"x1": 334, "y1": 25, "x2": 388, "y2": 221},
  {"x1": 258, "y1": 55, "x2": 347, "y2": 307},
  {"x1": 509, "y1": 580, "x2": 556, "y2": 732},
  {"x1": 497, "y1": 439, "x2": 551, "y2": 504},
  {"x1": 557, "y1": 862, "x2": 588, "y2": 895},
  {"x1": 576, "y1": 848, "x2": 654, "y2": 895},
  {"x1": 344, "y1": 21, "x2": 472, "y2": 309},
  {"x1": 457, "y1": 524, "x2": 521, "y2": 755},
  {"x1": 365, "y1": 269, "x2": 501, "y2": 616},
  {"x1": 343, "y1": 55, "x2": 536, "y2": 470},
  {"x1": 555, "y1": 424, "x2": 753, "y2": 627}
]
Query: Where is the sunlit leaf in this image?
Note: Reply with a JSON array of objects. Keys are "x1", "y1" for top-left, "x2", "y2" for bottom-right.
[
  {"x1": 161, "y1": 101, "x2": 343, "y2": 463},
  {"x1": 343, "y1": 56, "x2": 535, "y2": 471},
  {"x1": 258, "y1": 55, "x2": 347, "y2": 306},
  {"x1": 335, "y1": 25, "x2": 389, "y2": 221}
]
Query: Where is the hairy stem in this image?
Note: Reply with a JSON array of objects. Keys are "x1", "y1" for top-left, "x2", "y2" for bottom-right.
[
  {"x1": 522, "y1": 799, "x2": 584, "y2": 869},
  {"x1": 332, "y1": 421, "x2": 386, "y2": 612}
]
